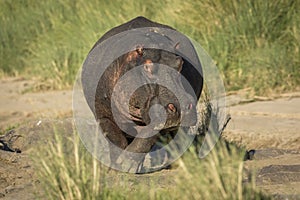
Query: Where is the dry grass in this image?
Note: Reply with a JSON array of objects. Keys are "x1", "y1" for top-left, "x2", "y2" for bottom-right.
[
  {"x1": 0, "y1": 0, "x2": 299, "y2": 94},
  {"x1": 32, "y1": 106, "x2": 270, "y2": 199}
]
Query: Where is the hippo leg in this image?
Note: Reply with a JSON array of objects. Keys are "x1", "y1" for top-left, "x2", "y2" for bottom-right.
[
  {"x1": 126, "y1": 136, "x2": 158, "y2": 153},
  {"x1": 115, "y1": 135, "x2": 159, "y2": 173},
  {"x1": 99, "y1": 118, "x2": 160, "y2": 172},
  {"x1": 99, "y1": 118, "x2": 128, "y2": 166}
]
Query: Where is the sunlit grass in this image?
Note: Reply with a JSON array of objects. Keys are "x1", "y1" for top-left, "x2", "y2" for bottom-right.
[
  {"x1": 32, "y1": 124, "x2": 270, "y2": 199},
  {"x1": 32, "y1": 125, "x2": 125, "y2": 199},
  {"x1": 0, "y1": 0, "x2": 299, "y2": 94},
  {"x1": 32, "y1": 89, "x2": 270, "y2": 200}
]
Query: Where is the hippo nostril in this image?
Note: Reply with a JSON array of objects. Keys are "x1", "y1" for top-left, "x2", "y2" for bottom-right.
[{"x1": 167, "y1": 103, "x2": 176, "y2": 113}]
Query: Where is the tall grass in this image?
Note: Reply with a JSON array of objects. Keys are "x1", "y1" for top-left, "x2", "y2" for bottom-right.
[
  {"x1": 32, "y1": 126, "x2": 124, "y2": 199},
  {"x1": 1, "y1": 0, "x2": 299, "y2": 94},
  {"x1": 32, "y1": 125, "x2": 270, "y2": 200},
  {"x1": 31, "y1": 86, "x2": 270, "y2": 199}
]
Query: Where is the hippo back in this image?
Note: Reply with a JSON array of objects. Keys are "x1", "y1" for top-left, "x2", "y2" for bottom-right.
[{"x1": 82, "y1": 16, "x2": 203, "y2": 118}]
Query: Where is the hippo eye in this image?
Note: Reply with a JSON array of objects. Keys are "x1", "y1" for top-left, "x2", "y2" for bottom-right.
[
  {"x1": 136, "y1": 46, "x2": 144, "y2": 56},
  {"x1": 167, "y1": 103, "x2": 176, "y2": 113}
]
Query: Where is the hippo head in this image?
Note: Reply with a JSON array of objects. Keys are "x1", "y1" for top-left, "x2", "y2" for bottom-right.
[{"x1": 124, "y1": 47, "x2": 197, "y2": 132}]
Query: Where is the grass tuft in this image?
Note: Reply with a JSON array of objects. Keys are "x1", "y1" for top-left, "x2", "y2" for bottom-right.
[
  {"x1": 0, "y1": 0, "x2": 299, "y2": 94},
  {"x1": 32, "y1": 121, "x2": 270, "y2": 199}
]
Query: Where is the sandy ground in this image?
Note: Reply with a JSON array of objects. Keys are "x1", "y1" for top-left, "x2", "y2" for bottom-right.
[
  {"x1": 225, "y1": 94, "x2": 300, "y2": 150},
  {"x1": 0, "y1": 77, "x2": 299, "y2": 199},
  {"x1": 225, "y1": 93, "x2": 300, "y2": 199},
  {"x1": 0, "y1": 78, "x2": 72, "y2": 130}
]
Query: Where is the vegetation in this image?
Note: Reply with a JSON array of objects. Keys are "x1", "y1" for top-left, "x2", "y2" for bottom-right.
[
  {"x1": 33, "y1": 126, "x2": 270, "y2": 200},
  {"x1": 1, "y1": 1, "x2": 295, "y2": 198},
  {"x1": 0, "y1": 124, "x2": 19, "y2": 135},
  {"x1": 32, "y1": 90, "x2": 270, "y2": 199},
  {"x1": 0, "y1": 0, "x2": 299, "y2": 94}
]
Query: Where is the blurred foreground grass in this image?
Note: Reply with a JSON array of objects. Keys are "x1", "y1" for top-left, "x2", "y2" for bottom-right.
[
  {"x1": 33, "y1": 125, "x2": 270, "y2": 200},
  {"x1": 32, "y1": 90, "x2": 269, "y2": 199},
  {"x1": 0, "y1": 0, "x2": 299, "y2": 94}
]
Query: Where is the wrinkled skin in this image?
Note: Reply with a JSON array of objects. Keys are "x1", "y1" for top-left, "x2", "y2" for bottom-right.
[
  {"x1": 95, "y1": 47, "x2": 197, "y2": 155},
  {"x1": 88, "y1": 17, "x2": 203, "y2": 171}
]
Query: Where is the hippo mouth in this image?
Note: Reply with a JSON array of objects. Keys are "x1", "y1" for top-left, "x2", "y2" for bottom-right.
[
  {"x1": 129, "y1": 112, "x2": 178, "y2": 131},
  {"x1": 129, "y1": 108, "x2": 147, "y2": 126},
  {"x1": 129, "y1": 109, "x2": 180, "y2": 131},
  {"x1": 129, "y1": 113, "x2": 144, "y2": 123}
]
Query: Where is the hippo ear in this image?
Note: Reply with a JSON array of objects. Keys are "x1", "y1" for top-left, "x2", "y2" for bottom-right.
[
  {"x1": 176, "y1": 56, "x2": 183, "y2": 72},
  {"x1": 174, "y1": 42, "x2": 180, "y2": 50},
  {"x1": 143, "y1": 59, "x2": 154, "y2": 76}
]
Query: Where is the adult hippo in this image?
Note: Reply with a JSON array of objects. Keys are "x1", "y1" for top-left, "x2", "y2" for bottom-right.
[{"x1": 81, "y1": 16, "x2": 203, "y2": 172}]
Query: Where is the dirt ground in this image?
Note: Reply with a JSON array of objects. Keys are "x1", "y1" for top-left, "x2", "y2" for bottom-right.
[
  {"x1": 225, "y1": 92, "x2": 300, "y2": 199},
  {"x1": 0, "y1": 77, "x2": 299, "y2": 199}
]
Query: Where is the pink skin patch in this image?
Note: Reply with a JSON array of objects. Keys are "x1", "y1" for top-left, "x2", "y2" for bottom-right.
[{"x1": 167, "y1": 103, "x2": 176, "y2": 113}]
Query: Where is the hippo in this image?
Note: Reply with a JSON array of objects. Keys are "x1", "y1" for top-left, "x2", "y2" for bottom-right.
[{"x1": 81, "y1": 16, "x2": 203, "y2": 172}]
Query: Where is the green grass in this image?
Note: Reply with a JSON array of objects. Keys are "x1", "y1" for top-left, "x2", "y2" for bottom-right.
[
  {"x1": 1, "y1": 0, "x2": 299, "y2": 94},
  {"x1": 0, "y1": 124, "x2": 20, "y2": 135},
  {"x1": 30, "y1": 87, "x2": 270, "y2": 199},
  {"x1": 33, "y1": 125, "x2": 270, "y2": 200}
]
